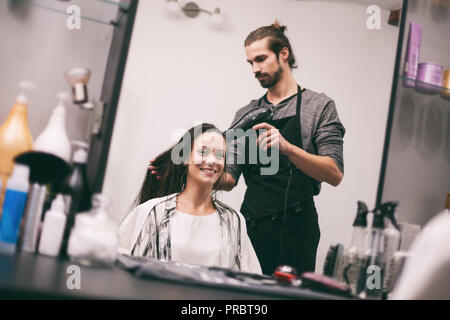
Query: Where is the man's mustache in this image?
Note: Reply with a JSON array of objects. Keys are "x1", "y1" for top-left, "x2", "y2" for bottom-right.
[{"x1": 255, "y1": 72, "x2": 269, "y2": 79}]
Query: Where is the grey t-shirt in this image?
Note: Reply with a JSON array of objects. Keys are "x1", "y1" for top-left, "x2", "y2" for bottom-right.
[{"x1": 226, "y1": 88, "x2": 346, "y2": 196}]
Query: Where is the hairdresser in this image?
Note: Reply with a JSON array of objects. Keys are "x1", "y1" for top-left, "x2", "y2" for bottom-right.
[
  {"x1": 221, "y1": 21, "x2": 345, "y2": 276},
  {"x1": 150, "y1": 22, "x2": 345, "y2": 276}
]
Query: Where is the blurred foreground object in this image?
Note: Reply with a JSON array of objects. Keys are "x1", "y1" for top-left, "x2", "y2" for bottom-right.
[{"x1": 390, "y1": 205, "x2": 450, "y2": 300}]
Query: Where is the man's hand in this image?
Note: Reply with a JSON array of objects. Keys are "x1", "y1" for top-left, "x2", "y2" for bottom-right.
[
  {"x1": 148, "y1": 158, "x2": 161, "y2": 179},
  {"x1": 253, "y1": 123, "x2": 343, "y2": 186},
  {"x1": 253, "y1": 122, "x2": 292, "y2": 155}
]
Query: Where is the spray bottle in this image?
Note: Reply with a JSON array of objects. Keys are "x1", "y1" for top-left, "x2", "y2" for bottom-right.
[
  {"x1": 381, "y1": 202, "x2": 400, "y2": 299},
  {"x1": 358, "y1": 204, "x2": 387, "y2": 299},
  {"x1": 0, "y1": 81, "x2": 34, "y2": 213},
  {"x1": 336, "y1": 201, "x2": 369, "y2": 295}
]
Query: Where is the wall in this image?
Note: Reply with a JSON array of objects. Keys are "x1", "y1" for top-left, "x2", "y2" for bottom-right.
[
  {"x1": 103, "y1": 0, "x2": 399, "y2": 272},
  {"x1": 0, "y1": 0, "x2": 117, "y2": 143}
]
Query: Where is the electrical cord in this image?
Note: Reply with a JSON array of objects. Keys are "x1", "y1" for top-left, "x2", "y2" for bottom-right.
[{"x1": 280, "y1": 163, "x2": 294, "y2": 257}]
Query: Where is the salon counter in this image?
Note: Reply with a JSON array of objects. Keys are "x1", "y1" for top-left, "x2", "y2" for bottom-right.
[{"x1": 0, "y1": 252, "x2": 349, "y2": 300}]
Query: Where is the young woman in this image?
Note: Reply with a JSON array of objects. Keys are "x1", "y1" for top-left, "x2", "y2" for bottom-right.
[{"x1": 118, "y1": 123, "x2": 261, "y2": 274}]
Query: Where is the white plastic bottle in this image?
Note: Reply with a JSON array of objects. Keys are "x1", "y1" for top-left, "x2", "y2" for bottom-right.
[
  {"x1": 34, "y1": 92, "x2": 72, "y2": 162},
  {"x1": 38, "y1": 194, "x2": 67, "y2": 257},
  {"x1": 0, "y1": 164, "x2": 30, "y2": 255}
]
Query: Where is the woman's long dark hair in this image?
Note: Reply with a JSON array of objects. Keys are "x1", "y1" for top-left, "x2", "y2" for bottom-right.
[{"x1": 135, "y1": 123, "x2": 226, "y2": 206}]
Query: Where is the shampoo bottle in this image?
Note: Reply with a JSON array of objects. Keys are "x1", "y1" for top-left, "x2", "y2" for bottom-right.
[
  {"x1": 34, "y1": 92, "x2": 72, "y2": 163},
  {"x1": 0, "y1": 164, "x2": 30, "y2": 255},
  {"x1": 0, "y1": 82, "x2": 34, "y2": 213}
]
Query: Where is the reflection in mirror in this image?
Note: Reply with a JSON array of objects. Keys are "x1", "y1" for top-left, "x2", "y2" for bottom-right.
[
  {"x1": 103, "y1": 0, "x2": 401, "y2": 275},
  {"x1": 0, "y1": 0, "x2": 118, "y2": 142},
  {"x1": 379, "y1": 0, "x2": 450, "y2": 227}
]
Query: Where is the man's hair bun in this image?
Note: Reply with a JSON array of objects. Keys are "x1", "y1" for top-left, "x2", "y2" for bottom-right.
[{"x1": 272, "y1": 20, "x2": 287, "y2": 33}]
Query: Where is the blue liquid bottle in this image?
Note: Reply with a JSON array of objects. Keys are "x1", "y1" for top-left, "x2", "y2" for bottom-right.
[{"x1": 0, "y1": 164, "x2": 30, "y2": 255}]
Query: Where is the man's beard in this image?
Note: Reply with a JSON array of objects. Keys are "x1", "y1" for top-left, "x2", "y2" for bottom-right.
[{"x1": 257, "y1": 64, "x2": 283, "y2": 88}]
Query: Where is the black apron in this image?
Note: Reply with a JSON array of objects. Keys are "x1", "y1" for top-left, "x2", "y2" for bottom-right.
[
  {"x1": 241, "y1": 86, "x2": 320, "y2": 275},
  {"x1": 241, "y1": 85, "x2": 314, "y2": 219}
]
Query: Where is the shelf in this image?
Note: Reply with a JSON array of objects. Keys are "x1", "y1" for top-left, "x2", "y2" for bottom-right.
[
  {"x1": 96, "y1": 0, "x2": 129, "y2": 10},
  {"x1": 20, "y1": 0, "x2": 129, "y2": 26},
  {"x1": 398, "y1": 75, "x2": 450, "y2": 102}
]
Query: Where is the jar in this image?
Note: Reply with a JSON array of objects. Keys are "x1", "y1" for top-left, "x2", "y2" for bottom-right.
[
  {"x1": 67, "y1": 194, "x2": 118, "y2": 267},
  {"x1": 414, "y1": 62, "x2": 443, "y2": 94}
]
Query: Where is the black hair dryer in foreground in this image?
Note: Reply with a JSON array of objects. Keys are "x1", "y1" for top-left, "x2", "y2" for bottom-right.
[{"x1": 225, "y1": 106, "x2": 273, "y2": 137}]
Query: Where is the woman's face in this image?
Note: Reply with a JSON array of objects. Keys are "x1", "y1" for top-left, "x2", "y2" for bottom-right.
[{"x1": 187, "y1": 131, "x2": 226, "y2": 187}]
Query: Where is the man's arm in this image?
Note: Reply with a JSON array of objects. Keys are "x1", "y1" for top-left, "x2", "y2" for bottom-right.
[
  {"x1": 253, "y1": 122, "x2": 343, "y2": 187},
  {"x1": 285, "y1": 145, "x2": 343, "y2": 186}
]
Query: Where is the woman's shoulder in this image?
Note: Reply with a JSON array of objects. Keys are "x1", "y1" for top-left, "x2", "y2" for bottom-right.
[
  {"x1": 131, "y1": 193, "x2": 179, "y2": 215},
  {"x1": 213, "y1": 199, "x2": 246, "y2": 221}
]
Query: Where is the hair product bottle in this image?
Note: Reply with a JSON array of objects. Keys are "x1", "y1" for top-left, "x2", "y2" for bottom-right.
[
  {"x1": 67, "y1": 193, "x2": 118, "y2": 267},
  {"x1": 0, "y1": 82, "x2": 34, "y2": 213},
  {"x1": 337, "y1": 201, "x2": 369, "y2": 295},
  {"x1": 0, "y1": 164, "x2": 30, "y2": 255},
  {"x1": 60, "y1": 141, "x2": 91, "y2": 258},
  {"x1": 358, "y1": 204, "x2": 387, "y2": 300},
  {"x1": 381, "y1": 202, "x2": 400, "y2": 299},
  {"x1": 38, "y1": 194, "x2": 67, "y2": 257},
  {"x1": 33, "y1": 92, "x2": 71, "y2": 162}
]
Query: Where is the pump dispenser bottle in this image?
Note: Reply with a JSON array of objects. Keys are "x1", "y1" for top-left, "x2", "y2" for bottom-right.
[
  {"x1": 337, "y1": 201, "x2": 369, "y2": 295},
  {"x1": 34, "y1": 92, "x2": 71, "y2": 162},
  {"x1": 0, "y1": 81, "x2": 34, "y2": 212}
]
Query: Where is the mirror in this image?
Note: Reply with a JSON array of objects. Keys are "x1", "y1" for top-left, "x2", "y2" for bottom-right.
[
  {"x1": 0, "y1": 0, "x2": 137, "y2": 195},
  {"x1": 101, "y1": 0, "x2": 404, "y2": 274},
  {"x1": 377, "y1": 0, "x2": 450, "y2": 227},
  {"x1": 0, "y1": 0, "x2": 121, "y2": 142}
]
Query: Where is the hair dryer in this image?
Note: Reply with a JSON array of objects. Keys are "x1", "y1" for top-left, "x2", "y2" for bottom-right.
[{"x1": 228, "y1": 106, "x2": 273, "y2": 131}]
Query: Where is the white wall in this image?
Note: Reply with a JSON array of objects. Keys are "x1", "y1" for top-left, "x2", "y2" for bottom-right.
[{"x1": 103, "y1": 0, "x2": 399, "y2": 273}]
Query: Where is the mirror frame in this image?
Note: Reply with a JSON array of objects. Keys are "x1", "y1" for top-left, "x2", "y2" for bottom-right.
[{"x1": 86, "y1": 0, "x2": 139, "y2": 193}]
